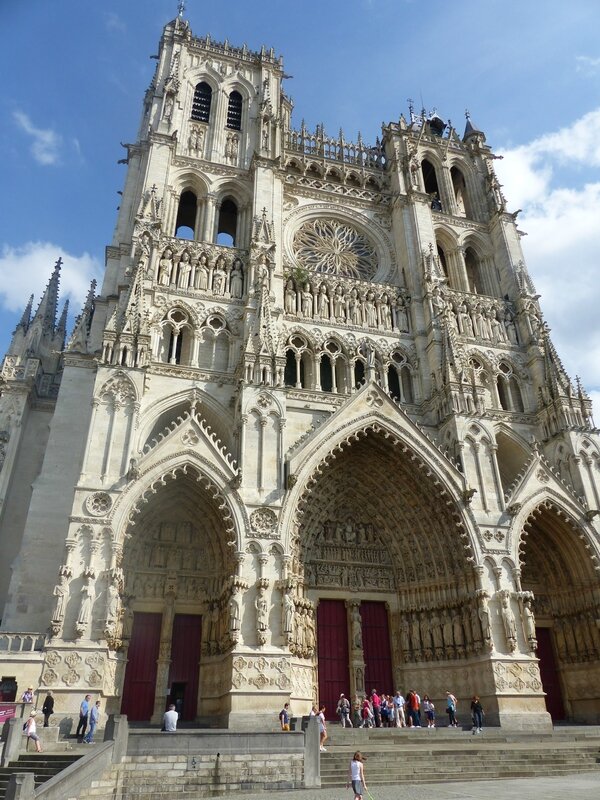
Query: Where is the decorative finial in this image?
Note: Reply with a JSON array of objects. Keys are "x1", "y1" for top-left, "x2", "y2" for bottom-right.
[
  {"x1": 465, "y1": 108, "x2": 471, "y2": 120},
  {"x1": 177, "y1": 0, "x2": 185, "y2": 18},
  {"x1": 55, "y1": 257, "x2": 63, "y2": 270}
]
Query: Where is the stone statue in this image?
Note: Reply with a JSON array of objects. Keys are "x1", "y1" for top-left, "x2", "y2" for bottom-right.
[
  {"x1": 301, "y1": 283, "x2": 313, "y2": 318},
  {"x1": 158, "y1": 248, "x2": 173, "y2": 286},
  {"x1": 255, "y1": 586, "x2": 268, "y2": 632},
  {"x1": 364, "y1": 291, "x2": 377, "y2": 327},
  {"x1": 317, "y1": 284, "x2": 329, "y2": 319},
  {"x1": 51, "y1": 573, "x2": 69, "y2": 626},
  {"x1": 333, "y1": 284, "x2": 346, "y2": 321},
  {"x1": 195, "y1": 253, "x2": 210, "y2": 290},
  {"x1": 282, "y1": 587, "x2": 294, "y2": 635},
  {"x1": 350, "y1": 605, "x2": 363, "y2": 650},
  {"x1": 230, "y1": 259, "x2": 244, "y2": 299},
  {"x1": 379, "y1": 293, "x2": 392, "y2": 330},
  {"x1": 76, "y1": 575, "x2": 94, "y2": 636},
  {"x1": 399, "y1": 617, "x2": 410, "y2": 657},
  {"x1": 177, "y1": 250, "x2": 192, "y2": 289},
  {"x1": 229, "y1": 586, "x2": 241, "y2": 632},
  {"x1": 349, "y1": 288, "x2": 362, "y2": 326},
  {"x1": 284, "y1": 279, "x2": 297, "y2": 314},
  {"x1": 478, "y1": 593, "x2": 492, "y2": 649},
  {"x1": 500, "y1": 592, "x2": 517, "y2": 652},
  {"x1": 106, "y1": 576, "x2": 121, "y2": 629},
  {"x1": 452, "y1": 610, "x2": 464, "y2": 650},
  {"x1": 213, "y1": 255, "x2": 226, "y2": 295},
  {"x1": 522, "y1": 597, "x2": 537, "y2": 649}
]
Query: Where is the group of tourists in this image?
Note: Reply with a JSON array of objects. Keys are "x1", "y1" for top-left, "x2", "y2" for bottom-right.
[
  {"x1": 19, "y1": 686, "x2": 102, "y2": 751},
  {"x1": 336, "y1": 689, "x2": 485, "y2": 732}
]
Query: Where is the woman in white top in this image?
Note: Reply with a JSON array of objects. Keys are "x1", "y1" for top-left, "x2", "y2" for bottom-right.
[
  {"x1": 348, "y1": 751, "x2": 367, "y2": 800},
  {"x1": 24, "y1": 710, "x2": 43, "y2": 752},
  {"x1": 318, "y1": 706, "x2": 327, "y2": 752}
]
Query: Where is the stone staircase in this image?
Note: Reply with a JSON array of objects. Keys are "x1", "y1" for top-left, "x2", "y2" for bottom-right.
[
  {"x1": 320, "y1": 727, "x2": 600, "y2": 785},
  {"x1": 0, "y1": 753, "x2": 83, "y2": 799}
]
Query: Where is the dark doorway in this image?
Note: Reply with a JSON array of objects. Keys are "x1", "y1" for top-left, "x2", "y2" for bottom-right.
[
  {"x1": 361, "y1": 601, "x2": 393, "y2": 696},
  {"x1": 121, "y1": 612, "x2": 162, "y2": 721},
  {"x1": 317, "y1": 599, "x2": 350, "y2": 720},
  {"x1": 168, "y1": 614, "x2": 202, "y2": 721},
  {"x1": 536, "y1": 627, "x2": 565, "y2": 720}
]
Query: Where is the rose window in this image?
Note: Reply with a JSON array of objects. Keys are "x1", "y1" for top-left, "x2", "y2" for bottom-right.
[{"x1": 293, "y1": 219, "x2": 377, "y2": 279}]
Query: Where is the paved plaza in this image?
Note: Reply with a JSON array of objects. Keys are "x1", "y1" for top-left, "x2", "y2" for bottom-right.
[{"x1": 221, "y1": 773, "x2": 599, "y2": 800}]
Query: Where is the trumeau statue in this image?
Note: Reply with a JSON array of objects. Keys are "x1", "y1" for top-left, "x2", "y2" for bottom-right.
[
  {"x1": 500, "y1": 591, "x2": 518, "y2": 652},
  {"x1": 350, "y1": 604, "x2": 363, "y2": 650}
]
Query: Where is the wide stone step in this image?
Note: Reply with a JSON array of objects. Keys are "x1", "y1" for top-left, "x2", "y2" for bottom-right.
[{"x1": 0, "y1": 754, "x2": 82, "y2": 800}]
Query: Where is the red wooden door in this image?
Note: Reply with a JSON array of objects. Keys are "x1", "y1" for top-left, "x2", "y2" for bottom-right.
[
  {"x1": 168, "y1": 614, "x2": 202, "y2": 721},
  {"x1": 317, "y1": 600, "x2": 350, "y2": 720},
  {"x1": 536, "y1": 626, "x2": 565, "y2": 720},
  {"x1": 121, "y1": 612, "x2": 161, "y2": 721},
  {"x1": 361, "y1": 601, "x2": 393, "y2": 696}
]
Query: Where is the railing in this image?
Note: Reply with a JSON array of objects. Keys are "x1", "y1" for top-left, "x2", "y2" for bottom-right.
[
  {"x1": 0, "y1": 633, "x2": 46, "y2": 653},
  {"x1": 285, "y1": 125, "x2": 385, "y2": 170}
]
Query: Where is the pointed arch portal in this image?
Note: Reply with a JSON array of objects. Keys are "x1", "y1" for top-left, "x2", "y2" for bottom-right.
[{"x1": 119, "y1": 464, "x2": 236, "y2": 723}]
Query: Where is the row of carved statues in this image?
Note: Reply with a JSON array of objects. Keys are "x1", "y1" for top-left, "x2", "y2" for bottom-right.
[
  {"x1": 284, "y1": 276, "x2": 411, "y2": 332},
  {"x1": 156, "y1": 248, "x2": 245, "y2": 297},
  {"x1": 429, "y1": 285, "x2": 520, "y2": 345}
]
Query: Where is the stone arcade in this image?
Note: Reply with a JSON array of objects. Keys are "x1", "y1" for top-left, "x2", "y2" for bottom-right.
[{"x1": 1, "y1": 14, "x2": 600, "y2": 731}]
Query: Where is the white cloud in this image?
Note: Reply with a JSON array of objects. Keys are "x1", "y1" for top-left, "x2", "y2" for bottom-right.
[
  {"x1": 495, "y1": 108, "x2": 600, "y2": 418},
  {"x1": 0, "y1": 242, "x2": 102, "y2": 315},
  {"x1": 104, "y1": 12, "x2": 126, "y2": 33},
  {"x1": 12, "y1": 111, "x2": 62, "y2": 166},
  {"x1": 576, "y1": 55, "x2": 600, "y2": 75}
]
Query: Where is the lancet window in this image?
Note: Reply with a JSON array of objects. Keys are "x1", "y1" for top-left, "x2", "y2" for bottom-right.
[
  {"x1": 156, "y1": 308, "x2": 194, "y2": 366},
  {"x1": 226, "y1": 91, "x2": 243, "y2": 130},
  {"x1": 191, "y1": 82, "x2": 212, "y2": 123},
  {"x1": 497, "y1": 362, "x2": 525, "y2": 412},
  {"x1": 422, "y1": 158, "x2": 442, "y2": 210},
  {"x1": 174, "y1": 190, "x2": 198, "y2": 239},
  {"x1": 216, "y1": 198, "x2": 238, "y2": 246}
]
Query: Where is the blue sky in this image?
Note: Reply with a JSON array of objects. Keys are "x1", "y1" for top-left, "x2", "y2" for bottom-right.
[{"x1": 1, "y1": 0, "x2": 599, "y2": 409}]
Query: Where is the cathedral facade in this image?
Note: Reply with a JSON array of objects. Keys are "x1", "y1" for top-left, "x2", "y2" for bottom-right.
[{"x1": 1, "y1": 15, "x2": 600, "y2": 729}]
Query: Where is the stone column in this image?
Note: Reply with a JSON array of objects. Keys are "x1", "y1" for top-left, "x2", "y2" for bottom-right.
[{"x1": 150, "y1": 593, "x2": 175, "y2": 724}]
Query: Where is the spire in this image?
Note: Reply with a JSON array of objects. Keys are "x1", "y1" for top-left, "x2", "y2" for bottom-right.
[
  {"x1": 16, "y1": 294, "x2": 34, "y2": 333},
  {"x1": 67, "y1": 280, "x2": 96, "y2": 354},
  {"x1": 463, "y1": 109, "x2": 485, "y2": 142},
  {"x1": 55, "y1": 300, "x2": 69, "y2": 349},
  {"x1": 33, "y1": 257, "x2": 62, "y2": 333}
]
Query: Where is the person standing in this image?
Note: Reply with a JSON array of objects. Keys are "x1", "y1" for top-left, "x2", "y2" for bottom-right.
[
  {"x1": 24, "y1": 711, "x2": 43, "y2": 753},
  {"x1": 347, "y1": 751, "x2": 367, "y2": 800},
  {"x1": 42, "y1": 691, "x2": 54, "y2": 727},
  {"x1": 279, "y1": 702, "x2": 290, "y2": 731},
  {"x1": 76, "y1": 694, "x2": 92, "y2": 741},
  {"x1": 84, "y1": 700, "x2": 101, "y2": 744},
  {"x1": 370, "y1": 689, "x2": 381, "y2": 728},
  {"x1": 21, "y1": 686, "x2": 34, "y2": 704},
  {"x1": 162, "y1": 703, "x2": 178, "y2": 732},
  {"x1": 393, "y1": 691, "x2": 406, "y2": 727},
  {"x1": 336, "y1": 693, "x2": 352, "y2": 728},
  {"x1": 318, "y1": 705, "x2": 327, "y2": 752},
  {"x1": 471, "y1": 695, "x2": 484, "y2": 733},
  {"x1": 446, "y1": 691, "x2": 458, "y2": 727},
  {"x1": 423, "y1": 694, "x2": 435, "y2": 728}
]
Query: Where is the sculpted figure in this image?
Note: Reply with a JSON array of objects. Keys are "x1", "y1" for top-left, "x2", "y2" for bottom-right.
[
  {"x1": 500, "y1": 592, "x2": 517, "y2": 652},
  {"x1": 52, "y1": 573, "x2": 69, "y2": 625},
  {"x1": 379, "y1": 293, "x2": 392, "y2": 330},
  {"x1": 106, "y1": 576, "x2": 121, "y2": 628},
  {"x1": 522, "y1": 597, "x2": 537, "y2": 646},
  {"x1": 410, "y1": 613, "x2": 422, "y2": 656},
  {"x1": 333, "y1": 284, "x2": 346, "y2": 321},
  {"x1": 478, "y1": 593, "x2": 492, "y2": 648},
  {"x1": 158, "y1": 248, "x2": 173, "y2": 286},
  {"x1": 229, "y1": 586, "x2": 241, "y2": 632},
  {"x1": 282, "y1": 587, "x2": 294, "y2": 635},
  {"x1": 213, "y1": 255, "x2": 227, "y2": 295},
  {"x1": 399, "y1": 616, "x2": 410, "y2": 657},
  {"x1": 230, "y1": 258, "x2": 244, "y2": 298},
  {"x1": 452, "y1": 610, "x2": 464, "y2": 649},
  {"x1": 504, "y1": 309, "x2": 519, "y2": 344},
  {"x1": 195, "y1": 253, "x2": 209, "y2": 290},
  {"x1": 350, "y1": 605, "x2": 363, "y2": 650},
  {"x1": 76, "y1": 575, "x2": 94, "y2": 633},
  {"x1": 177, "y1": 250, "x2": 192, "y2": 289},
  {"x1": 301, "y1": 283, "x2": 313, "y2": 318},
  {"x1": 394, "y1": 293, "x2": 409, "y2": 332},
  {"x1": 317, "y1": 283, "x2": 330, "y2": 319},
  {"x1": 255, "y1": 586, "x2": 268, "y2": 632},
  {"x1": 348, "y1": 287, "x2": 362, "y2": 326},
  {"x1": 285, "y1": 279, "x2": 297, "y2": 314},
  {"x1": 365, "y1": 291, "x2": 377, "y2": 327},
  {"x1": 430, "y1": 612, "x2": 443, "y2": 652}
]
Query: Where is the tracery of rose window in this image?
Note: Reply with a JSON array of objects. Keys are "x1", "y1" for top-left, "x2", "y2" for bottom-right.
[{"x1": 292, "y1": 218, "x2": 377, "y2": 280}]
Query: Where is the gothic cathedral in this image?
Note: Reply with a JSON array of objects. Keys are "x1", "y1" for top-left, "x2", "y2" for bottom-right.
[{"x1": 1, "y1": 15, "x2": 600, "y2": 729}]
